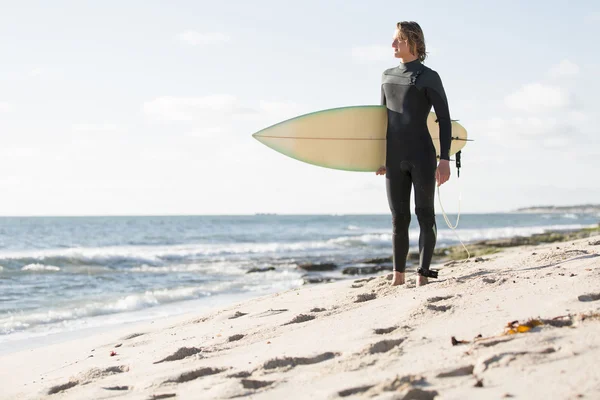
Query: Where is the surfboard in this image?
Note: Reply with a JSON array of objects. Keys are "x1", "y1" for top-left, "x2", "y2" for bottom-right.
[{"x1": 252, "y1": 105, "x2": 468, "y2": 172}]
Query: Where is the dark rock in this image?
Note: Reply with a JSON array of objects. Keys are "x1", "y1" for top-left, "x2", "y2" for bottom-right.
[
  {"x1": 302, "y1": 275, "x2": 340, "y2": 285},
  {"x1": 298, "y1": 262, "x2": 337, "y2": 271},
  {"x1": 361, "y1": 256, "x2": 393, "y2": 264},
  {"x1": 342, "y1": 265, "x2": 389, "y2": 275},
  {"x1": 247, "y1": 267, "x2": 275, "y2": 273}
]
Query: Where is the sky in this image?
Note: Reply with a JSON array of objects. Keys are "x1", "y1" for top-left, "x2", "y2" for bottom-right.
[{"x1": 1, "y1": 0, "x2": 599, "y2": 216}]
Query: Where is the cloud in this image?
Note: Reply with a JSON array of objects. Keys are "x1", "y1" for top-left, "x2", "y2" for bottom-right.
[
  {"x1": 472, "y1": 111, "x2": 588, "y2": 149},
  {"x1": 585, "y1": 12, "x2": 600, "y2": 22},
  {"x1": 351, "y1": 45, "x2": 391, "y2": 63},
  {"x1": 548, "y1": 60, "x2": 580, "y2": 79},
  {"x1": 504, "y1": 83, "x2": 570, "y2": 113},
  {"x1": 177, "y1": 31, "x2": 230, "y2": 46},
  {"x1": 143, "y1": 95, "x2": 255, "y2": 122},
  {"x1": 0, "y1": 102, "x2": 12, "y2": 113},
  {"x1": 30, "y1": 67, "x2": 44, "y2": 77},
  {"x1": 72, "y1": 123, "x2": 120, "y2": 132}
]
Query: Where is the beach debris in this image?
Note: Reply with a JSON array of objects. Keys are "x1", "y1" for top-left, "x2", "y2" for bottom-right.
[
  {"x1": 164, "y1": 367, "x2": 226, "y2": 384},
  {"x1": 229, "y1": 334, "x2": 244, "y2": 342},
  {"x1": 578, "y1": 292, "x2": 600, "y2": 302},
  {"x1": 451, "y1": 336, "x2": 470, "y2": 346},
  {"x1": 154, "y1": 347, "x2": 202, "y2": 364},
  {"x1": 351, "y1": 284, "x2": 364, "y2": 288},
  {"x1": 580, "y1": 311, "x2": 600, "y2": 321},
  {"x1": 114, "y1": 343, "x2": 122, "y2": 348},
  {"x1": 474, "y1": 378, "x2": 484, "y2": 387},
  {"x1": 255, "y1": 308, "x2": 288, "y2": 318},
  {"x1": 229, "y1": 311, "x2": 248, "y2": 319},
  {"x1": 504, "y1": 319, "x2": 543, "y2": 335},
  {"x1": 282, "y1": 314, "x2": 315, "y2": 325},
  {"x1": 241, "y1": 379, "x2": 274, "y2": 389},
  {"x1": 453, "y1": 314, "x2": 577, "y2": 346},
  {"x1": 263, "y1": 352, "x2": 338, "y2": 370},
  {"x1": 110, "y1": 351, "x2": 117, "y2": 356},
  {"x1": 310, "y1": 307, "x2": 326, "y2": 312},
  {"x1": 355, "y1": 293, "x2": 376, "y2": 303}
]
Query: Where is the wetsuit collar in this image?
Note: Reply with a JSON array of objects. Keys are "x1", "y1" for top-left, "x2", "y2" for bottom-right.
[{"x1": 397, "y1": 59, "x2": 422, "y2": 72}]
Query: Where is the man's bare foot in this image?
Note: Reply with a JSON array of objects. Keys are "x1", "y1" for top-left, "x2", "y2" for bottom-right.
[
  {"x1": 416, "y1": 275, "x2": 428, "y2": 287},
  {"x1": 391, "y1": 271, "x2": 405, "y2": 286}
]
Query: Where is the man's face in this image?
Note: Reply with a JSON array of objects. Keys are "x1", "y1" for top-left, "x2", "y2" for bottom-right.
[{"x1": 392, "y1": 30, "x2": 411, "y2": 59}]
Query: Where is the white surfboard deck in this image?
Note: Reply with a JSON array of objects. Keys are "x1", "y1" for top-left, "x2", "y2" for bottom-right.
[{"x1": 252, "y1": 105, "x2": 468, "y2": 172}]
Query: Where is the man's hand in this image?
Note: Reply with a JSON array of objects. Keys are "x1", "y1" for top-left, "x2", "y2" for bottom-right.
[
  {"x1": 376, "y1": 166, "x2": 386, "y2": 176},
  {"x1": 436, "y1": 159, "x2": 450, "y2": 186}
]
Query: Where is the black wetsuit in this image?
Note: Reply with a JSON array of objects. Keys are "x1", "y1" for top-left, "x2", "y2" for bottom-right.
[{"x1": 380, "y1": 59, "x2": 451, "y2": 274}]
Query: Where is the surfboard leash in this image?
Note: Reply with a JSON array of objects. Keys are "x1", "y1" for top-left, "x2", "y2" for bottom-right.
[{"x1": 437, "y1": 150, "x2": 471, "y2": 263}]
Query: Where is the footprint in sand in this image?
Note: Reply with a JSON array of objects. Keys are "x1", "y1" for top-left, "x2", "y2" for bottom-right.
[
  {"x1": 47, "y1": 366, "x2": 129, "y2": 395},
  {"x1": 262, "y1": 352, "x2": 338, "y2": 370},
  {"x1": 228, "y1": 334, "x2": 245, "y2": 342},
  {"x1": 366, "y1": 338, "x2": 405, "y2": 354},
  {"x1": 163, "y1": 367, "x2": 227, "y2": 384},
  {"x1": 103, "y1": 385, "x2": 129, "y2": 391},
  {"x1": 355, "y1": 293, "x2": 377, "y2": 303},
  {"x1": 578, "y1": 293, "x2": 600, "y2": 302},
  {"x1": 153, "y1": 347, "x2": 202, "y2": 364},
  {"x1": 338, "y1": 385, "x2": 374, "y2": 397},
  {"x1": 282, "y1": 314, "x2": 315, "y2": 325},
  {"x1": 373, "y1": 326, "x2": 398, "y2": 335},
  {"x1": 228, "y1": 371, "x2": 252, "y2": 378},
  {"x1": 229, "y1": 311, "x2": 248, "y2": 319},
  {"x1": 436, "y1": 365, "x2": 474, "y2": 378},
  {"x1": 427, "y1": 295, "x2": 453, "y2": 303},
  {"x1": 241, "y1": 379, "x2": 275, "y2": 389},
  {"x1": 426, "y1": 304, "x2": 452, "y2": 312}
]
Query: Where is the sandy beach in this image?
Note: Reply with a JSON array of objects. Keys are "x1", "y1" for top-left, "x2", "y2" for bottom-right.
[{"x1": 2, "y1": 234, "x2": 599, "y2": 399}]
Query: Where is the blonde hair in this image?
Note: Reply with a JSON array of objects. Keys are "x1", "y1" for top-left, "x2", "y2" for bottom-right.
[{"x1": 396, "y1": 21, "x2": 427, "y2": 62}]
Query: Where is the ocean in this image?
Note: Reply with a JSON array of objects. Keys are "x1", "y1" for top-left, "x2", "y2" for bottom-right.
[{"x1": 0, "y1": 213, "x2": 597, "y2": 351}]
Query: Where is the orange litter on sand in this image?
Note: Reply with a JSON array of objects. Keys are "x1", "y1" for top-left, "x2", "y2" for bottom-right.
[{"x1": 503, "y1": 319, "x2": 544, "y2": 335}]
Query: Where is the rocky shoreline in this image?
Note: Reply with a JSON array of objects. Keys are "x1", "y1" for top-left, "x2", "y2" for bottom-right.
[{"x1": 294, "y1": 224, "x2": 600, "y2": 284}]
